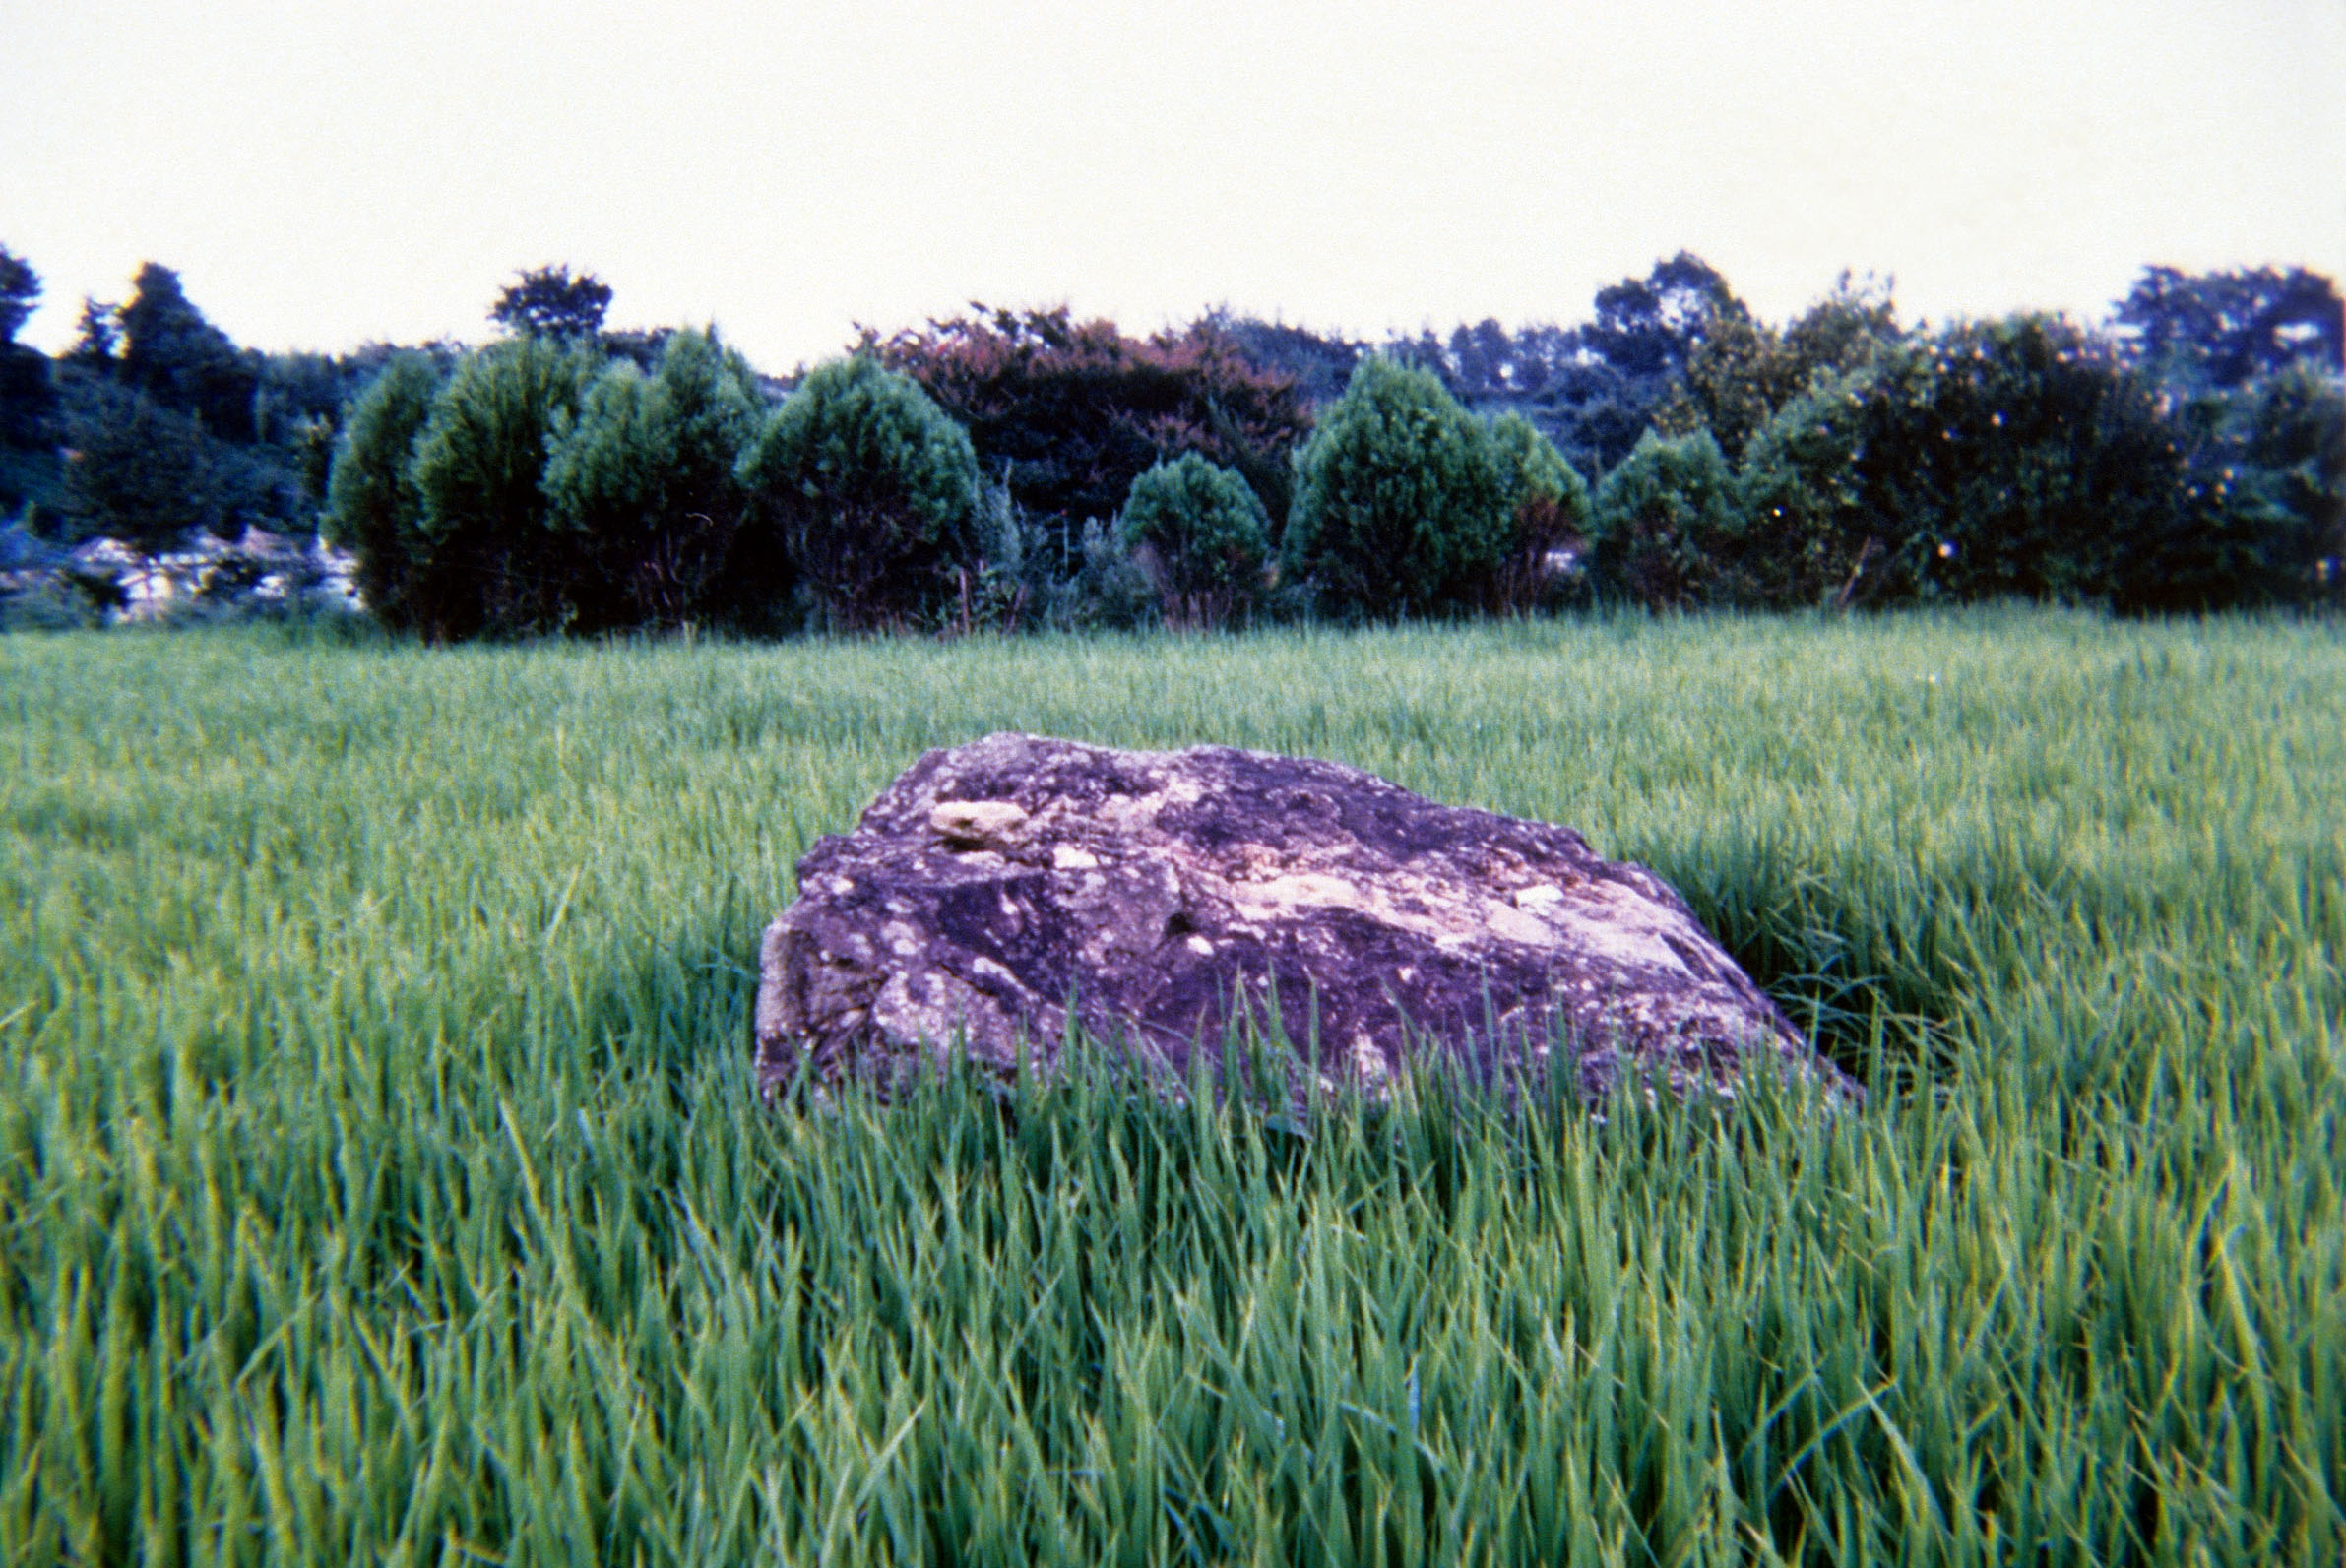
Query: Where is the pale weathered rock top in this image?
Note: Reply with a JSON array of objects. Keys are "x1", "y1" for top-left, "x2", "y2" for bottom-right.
[{"x1": 755, "y1": 731, "x2": 1859, "y2": 1106}]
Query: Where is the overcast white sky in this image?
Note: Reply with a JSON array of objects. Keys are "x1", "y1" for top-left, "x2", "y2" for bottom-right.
[{"x1": 5, "y1": 0, "x2": 2341, "y2": 371}]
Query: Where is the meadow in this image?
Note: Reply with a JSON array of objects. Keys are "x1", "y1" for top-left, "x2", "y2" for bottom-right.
[{"x1": 1, "y1": 609, "x2": 2341, "y2": 1566}]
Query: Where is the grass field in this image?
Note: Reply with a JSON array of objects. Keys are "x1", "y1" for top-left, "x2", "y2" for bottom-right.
[{"x1": 2, "y1": 609, "x2": 2341, "y2": 1566}]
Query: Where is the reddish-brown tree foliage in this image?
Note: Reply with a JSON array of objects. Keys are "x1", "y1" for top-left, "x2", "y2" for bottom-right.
[{"x1": 871, "y1": 306, "x2": 1312, "y2": 552}]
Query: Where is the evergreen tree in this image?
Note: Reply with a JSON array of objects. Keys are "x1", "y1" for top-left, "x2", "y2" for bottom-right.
[
  {"x1": 489, "y1": 266, "x2": 613, "y2": 342},
  {"x1": 1588, "y1": 430, "x2": 1744, "y2": 610},
  {"x1": 1484, "y1": 411, "x2": 1593, "y2": 610},
  {"x1": 0, "y1": 245, "x2": 39, "y2": 345},
  {"x1": 408, "y1": 337, "x2": 602, "y2": 636},
  {"x1": 0, "y1": 244, "x2": 56, "y2": 514},
  {"x1": 1119, "y1": 454, "x2": 1269, "y2": 626},
  {"x1": 115, "y1": 263, "x2": 261, "y2": 441},
  {"x1": 51, "y1": 377, "x2": 222, "y2": 556},
  {"x1": 66, "y1": 298, "x2": 119, "y2": 369},
  {"x1": 322, "y1": 353, "x2": 445, "y2": 626},
  {"x1": 735, "y1": 356, "x2": 983, "y2": 630},
  {"x1": 541, "y1": 328, "x2": 765, "y2": 629},
  {"x1": 1282, "y1": 355, "x2": 1510, "y2": 620}
]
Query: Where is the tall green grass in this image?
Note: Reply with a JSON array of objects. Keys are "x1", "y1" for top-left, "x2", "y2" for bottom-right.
[{"x1": 1, "y1": 609, "x2": 2340, "y2": 1565}]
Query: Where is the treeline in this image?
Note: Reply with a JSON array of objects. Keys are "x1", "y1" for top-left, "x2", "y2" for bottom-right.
[{"x1": 1, "y1": 247, "x2": 2339, "y2": 633}]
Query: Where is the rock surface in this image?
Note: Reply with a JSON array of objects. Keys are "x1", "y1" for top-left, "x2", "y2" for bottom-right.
[{"x1": 755, "y1": 732, "x2": 1859, "y2": 1106}]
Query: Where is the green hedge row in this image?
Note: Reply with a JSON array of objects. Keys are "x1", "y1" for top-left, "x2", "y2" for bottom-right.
[
  {"x1": 1595, "y1": 314, "x2": 2343, "y2": 614},
  {"x1": 321, "y1": 313, "x2": 2341, "y2": 639}
]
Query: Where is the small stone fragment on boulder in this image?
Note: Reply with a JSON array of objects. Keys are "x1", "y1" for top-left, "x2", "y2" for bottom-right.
[{"x1": 755, "y1": 732, "x2": 1860, "y2": 1107}]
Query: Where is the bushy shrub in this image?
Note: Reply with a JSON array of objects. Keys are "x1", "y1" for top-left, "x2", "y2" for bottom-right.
[
  {"x1": 1485, "y1": 411, "x2": 1592, "y2": 610},
  {"x1": 1881, "y1": 316, "x2": 2187, "y2": 606},
  {"x1": 1119, "y1": 454, "x2": 1269, "y2": 626},
  {"x1": 1281, "y1": 355, "x2": 1510, "y2": 619},
  {"x1": 2232, "y1": 364, "x2": 2344, "y2": 599},
  {"x1": 0, "y1": 578, "x2": 99, "y2": 632},
  {"x1": 404, "y1": 337, "x2": 602, "y2": 637},
  {"x1": 1652, "y1": 275, "x2": 1901, "y2": 465},
  {"x1": 0, "y1": 522, "x2": 95, "y2": 629},
  {"x1": 541, "y1": 329, "x2": 764, "y2": 630},
  {"x1": 322, "y1": 353, "x2": 445, "y2": 629},
  {"x1": 1029, "y1": 518, "x2": 1159, "y2": 632},
  {"x1": 876, "y1": 307, "x2": 1310, "y2": 572},
  {"x1": 1733, "y1": 363, "x2": 1918, "y2": 609},
  {"x1": 1587, "y1": 430, "x2": 1744, "y2": 610},
  {"x1": 734, "y1": 356, "x2": 983, "y2": 630},
  {"x1": 1732, "y1": 316, "x2": 2201, "y2": 611},
  {"x1": 2145, "y1": 361, "x2": 2345, "y2": 609},
  {"x1": 48, "y1": 376, "x2": 226, "y2": 554}
]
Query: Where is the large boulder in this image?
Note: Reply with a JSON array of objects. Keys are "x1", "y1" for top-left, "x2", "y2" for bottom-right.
[{"x1": 755, "y1": 732, "x2": 1858, "y2": 1106}]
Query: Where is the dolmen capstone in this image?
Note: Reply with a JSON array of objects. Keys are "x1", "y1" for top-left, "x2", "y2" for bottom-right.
[{"x1": 755, "y1": 732, "x2": 1859, "y2": 1107}]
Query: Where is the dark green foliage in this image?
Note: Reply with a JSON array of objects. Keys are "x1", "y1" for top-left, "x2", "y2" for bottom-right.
[
  {"x1": 600, "y1": 326, "x2": 678, "y2": 373},
  {"x1": 65, "y1": 296, "x2": 118, "y2": 367},
  {"x1": 0, "y1": 244, "x2": 38, "y2": 345},
  {"x1": 1728, "y1": 316, "x2": 2200, "y2": 610},
  {"x1": 1050, "y1": 518, "x2": 1161, "y2": 631},
  {"x1": 735, "y1": 355, "x2": 983, "y2": 630},
  {"x1": 19, "y1": 252, "x2": 2334, "y2": 631},
  {"x1": 1653, "y1": 274, "x2": 1902, "y2": 465},
  {"x1": 1858, "y1": 318, "x2": 2188, "y2": 606},
  {"x1": 0, "y1": 246, "x2": 56, "y2": 518},
  {"x1": 1736, "y1": 358, "x2": 1970, "y2": 610},
  {"x1": 489, "y1": 264, "x2": 613, "y2": 342},
  {"x1": 114, "y1": 262, "x2": 263, "y2": 442},
  {"x1": 2117, "y1": 266, "x2": 2346, "y2": 608},
  {"x1": 0, "y1": 441, "x2": 60, "y2": 524},
  {"x1": 322, "y1": 352, "x2": 444, "y2": 627},
  {"x1": 408, "y1": 336, "x2": 602, "y2": 637},
  {"x1": 2231, "y1": 365, "x2": 2346, "y2": 597},
  {"x1": 2147, "y1": 362, "x2": 2346, "y2": 609},
  {"x1": 1644, "y1": 310, "x2": 1791, "y2": 466},
  {"x1": 2117, "y1": 264, "x2": 2342, "y2": 391},
  {"x1": 1282, "y1": 356, "x2": 1511, "y2": 619},
  {"x1": 1484, "y1": 411, "x2": 1593, "y2": 611},
  {"x1": 49, "y1": 374, "x2": 226, "y2": 555},
  {"x1": 1582, "y1": 251, "x2": 1742, "y2": 382},
  {"x1": 22, "y1": 267, "x2": 319, "y2": 546},
  {"x1": 328, "y1": 334, "x2": 777, "y2": 639},
  {"x1": 1782, "y1": 274, "x2": 1905, "y2": 377},
  {"x1": 1119, "y1": 454, "x2": 1269, "y2": 626},
  {"x1": 541, "y1": 329, "x2": 765, "y2": 630},
  {"x1": 1588, "y1": 430, "x2": 1744, "y2": 609},
  {"x1": 1733, "y1": 362, "x2": 1934, "y2": 609},
  {"x1": 1385, "y1": 256, "x2": 1749, "y2": 482},
  {"x1": 252, "y1": 350, "x2": 347, "y2": 446},
  {"x1": 0, "y1": 347, "x2": 54, "y2": 514}
]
